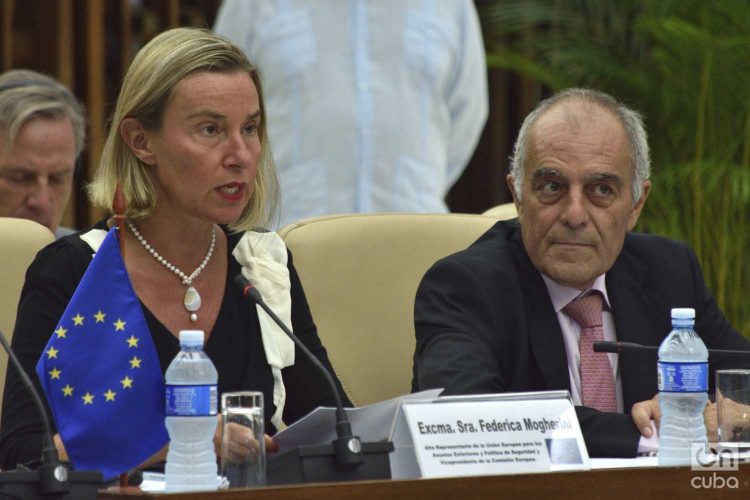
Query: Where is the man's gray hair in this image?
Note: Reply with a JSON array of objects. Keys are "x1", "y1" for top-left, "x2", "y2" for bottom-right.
[
  {"x1": 0, "y1": 69, "x2": 86, "y2": 156},
  {"x1": 509, "y1": 88, "x2": 650, "y2": 204}
]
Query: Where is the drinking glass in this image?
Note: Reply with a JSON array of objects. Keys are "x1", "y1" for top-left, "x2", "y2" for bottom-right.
[
  {"x1": 716, "y1": 369, "x2": 750, "y2": 460},
  {"x1": 220, "y1": 391, "x2": 266, "y2": 488}
]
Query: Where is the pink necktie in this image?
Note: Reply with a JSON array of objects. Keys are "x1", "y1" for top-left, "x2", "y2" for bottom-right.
[{"x1": 563, "y1": 292, "x2": 618, "y2": 412}]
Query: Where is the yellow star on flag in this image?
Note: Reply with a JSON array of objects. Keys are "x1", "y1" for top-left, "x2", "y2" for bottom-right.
[
  {"x1": 46, "y1": 347, "x2": 59, "y2": 359},
  {"x1": 49, "y1": 368, "x2": 61, "y2": 380},
  {"x1": 121, "y1": 376, "x2": 133, "y2": 389},
  {"x1": 104, "y1": 389, "x2": 117, "y2": 402},
  {"x1": 54, "y1": 326, "x2": 67, "y2": 339},
  {"x1": 113, "y1": 319, "x2": 126, "y2": 331},
  {"x1": 94, "y1": 310, "x2": 106, "y2": 323},
  {"x1": 62, "y1": 385, "x2": 74, "y2": 397},
  {"x1": 129, "y1": 356, "x2": 142, "y2": 369},
  {"x1": 82, "y1": 392, "x2": 94, "y2": 405},
  {"x1": 72, "y1": 313, "x2": 84, "y2": 326},
  {"x1": 126, "y1": 335, "x2": 139, "y2": 348}
]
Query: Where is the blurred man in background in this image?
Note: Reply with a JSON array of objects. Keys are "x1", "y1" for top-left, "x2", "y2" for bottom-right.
[{"x1": 0, "y1": 69, "x2": 86, "y2": 238}]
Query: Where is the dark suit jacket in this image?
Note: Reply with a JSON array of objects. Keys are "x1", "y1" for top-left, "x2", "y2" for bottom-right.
[{"x1": 413, "y1": 219, "x2": 750, "y2": 457}]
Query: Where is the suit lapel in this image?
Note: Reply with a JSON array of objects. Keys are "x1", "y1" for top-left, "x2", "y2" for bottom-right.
[
  {"x1": 606, "y1": 243, "x2": 669, "y2": 408},
  {"x1": 509, "y1": 230, "x2": 571, "y2": 393}
]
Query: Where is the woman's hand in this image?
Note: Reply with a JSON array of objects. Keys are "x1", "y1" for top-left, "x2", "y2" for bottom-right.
[
  {"x1": 212, "y1": 414, "x2": 279, "y2": 465},
  {"x1": 223, "y1": 421, "x2": 261, "y2": 464}
]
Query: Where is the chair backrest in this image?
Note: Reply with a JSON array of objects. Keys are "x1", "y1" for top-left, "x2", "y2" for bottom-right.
[
  {"x1": 482, "y1": 202, "x2": 518, "y2": 219},
  {"x1": 278, "y1": 213, "x2": 501, "y2": 406},
  {"x1": 0, "y1": 218, "x2": 55, "y2": 407}
]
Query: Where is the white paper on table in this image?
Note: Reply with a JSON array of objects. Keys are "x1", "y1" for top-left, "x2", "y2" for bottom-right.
[
  {"x1": 272, "y1": 389, "x2": 443, "y2": 451},
  {"x1": 139, "y1": 472, "x2": 166, "y2": 493}
]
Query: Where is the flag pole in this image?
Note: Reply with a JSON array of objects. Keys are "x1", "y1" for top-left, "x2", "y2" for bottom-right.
[
  {"x1": 112, "y1": 183, "x2": 128, "y2": 488},
  {"x1": 112, "y1": 183, "x2": 126, "y2": 258}
]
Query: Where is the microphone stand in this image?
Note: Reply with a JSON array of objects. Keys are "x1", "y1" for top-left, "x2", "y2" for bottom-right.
[
  {"x1": 112, "y1": 182, "x2": 131, "y2": 489},
  {"x1": 0, "y1": 329, "x2": 102, "y2": 498},
  {"x1": 594, "y1": 341, "x2": 750, "y2": 358},
  {"x1": 234, "y1": 275, "x2": 393, "y2": 484}
]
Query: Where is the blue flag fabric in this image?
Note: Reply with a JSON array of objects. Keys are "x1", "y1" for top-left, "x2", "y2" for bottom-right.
[{"x1": 35, "y1": 228, "x2": 168, "y2": 480}]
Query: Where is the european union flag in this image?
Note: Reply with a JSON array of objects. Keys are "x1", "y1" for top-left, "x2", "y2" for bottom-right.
[{"x1": 35, "y1": 227, "x2": 168, "y2": 480}]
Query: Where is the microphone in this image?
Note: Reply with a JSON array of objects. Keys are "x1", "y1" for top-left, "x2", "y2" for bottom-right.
[
  {"x1": 594, "y1": 340, "x2": 750, "y2": 358},
  {"x1": 0, "y1": 329, "x2": 102, "y2": 498},
  {"x1": 593, "y1": 341, "x2": 657, "y2": 354},
  {"x1": 235, "y1": 276, "x2": 362, "y2": 464},
  {"x1": 234, "y1": 274, "x2": 393, "y2": 484}
]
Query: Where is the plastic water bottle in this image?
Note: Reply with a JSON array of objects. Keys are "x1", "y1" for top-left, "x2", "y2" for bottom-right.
[
  {"x1": 164, "y1": 330, "x2": 219, "y2": 492},
  {"x1": 657, "y1": 308, "x2": 709, "y2": 465}
]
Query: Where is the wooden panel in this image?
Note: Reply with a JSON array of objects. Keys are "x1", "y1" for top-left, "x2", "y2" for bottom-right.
[
  {"x1": 119, "y1": 0, "x2": 133, "y2": 76},
  {"x1": 167, "y1": 0, "x2": 179, "y2": 27},
  {"x1": 0, "y1": 0, "x2": 14, "y2": 70},
  {"x1": 79, "y1": 0, "x2": 107, "y2": 226},
  {"x1": 36, "y1": 0, "x2": 58, "y2": 76},
  {"x1": 56, "y1": 0, "x2": 74, "y2": 87},
  {"x1": 153, "y1": 0, "x2": 181, "y2": 29},
  {"x1": 57, "y1": 0, "x2": 76, "y2": 230}
]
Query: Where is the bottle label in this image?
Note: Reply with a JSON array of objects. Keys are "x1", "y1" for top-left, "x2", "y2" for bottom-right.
[
  {"x1": 657, "y1": 362, "x2": 708, "y2": 392},
  {"x1": 165, "y1": 384, "x2": 218, "y2": 416}
]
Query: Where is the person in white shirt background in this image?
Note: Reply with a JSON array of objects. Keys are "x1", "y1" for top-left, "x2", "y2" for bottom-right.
[{"x1": 215, "y1": 0, "x2": 488, "y2": 228}]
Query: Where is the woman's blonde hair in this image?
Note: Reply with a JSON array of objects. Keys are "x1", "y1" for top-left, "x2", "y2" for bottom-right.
[{"x1": 87, "y1": 27, "x2": 278, "y2": 231}]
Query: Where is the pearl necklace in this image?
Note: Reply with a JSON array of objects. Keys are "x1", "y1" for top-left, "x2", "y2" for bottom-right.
[{"x1": 127, "y1": 220, "x2": 216, "y2": 322}]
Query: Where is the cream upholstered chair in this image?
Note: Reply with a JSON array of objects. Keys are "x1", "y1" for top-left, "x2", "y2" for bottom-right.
[
  {"x1": 0, "y1": 218, "x2": 55, "y2": 407},
  {"x1": 278, "y1": 213, "x2": 501, "y2": 406},
  {"x1": 482, "y1": 202, "x2": 518, "y2": 220}
]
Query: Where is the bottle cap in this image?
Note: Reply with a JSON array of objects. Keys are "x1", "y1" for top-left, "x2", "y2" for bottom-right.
[
  {"x1": 178, "y1": 330, "x2": 204, "y2": 346},
  {"x1": 671, "y1": 307, "x2": 695, "y2": 320}
]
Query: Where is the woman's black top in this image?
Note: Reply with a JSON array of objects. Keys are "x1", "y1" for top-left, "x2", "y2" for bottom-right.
[{"x1": 0, "y1": 220, "x2": 348, "y2": 469}]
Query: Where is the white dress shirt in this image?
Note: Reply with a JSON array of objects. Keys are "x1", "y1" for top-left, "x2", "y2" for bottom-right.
[{"x1": 215, "y1": 0, "x2": 489, "y2": 227}]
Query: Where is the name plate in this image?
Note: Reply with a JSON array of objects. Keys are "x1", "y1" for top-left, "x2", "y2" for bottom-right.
[{"x1": 389, "y1": 391, "x2": 589, "y2": 479}]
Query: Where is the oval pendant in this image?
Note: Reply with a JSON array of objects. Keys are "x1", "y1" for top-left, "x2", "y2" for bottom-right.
[{"x1": 184, "y1": 286, "x2": 202, "y2": 312}]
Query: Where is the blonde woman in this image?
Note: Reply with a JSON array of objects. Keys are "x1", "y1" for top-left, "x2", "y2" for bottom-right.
[{"x1": 1, "y1": 28, "x2": 347, "y2": 472}]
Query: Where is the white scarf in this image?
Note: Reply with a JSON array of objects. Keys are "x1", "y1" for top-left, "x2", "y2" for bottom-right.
[{"x1": 232, "y1": 231, "x2": 295, "y2": 431}]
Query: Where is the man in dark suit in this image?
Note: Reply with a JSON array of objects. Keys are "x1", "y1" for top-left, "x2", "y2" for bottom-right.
[{"x1": 412, "y1": 88, "x2": 750, "y2": 457}]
